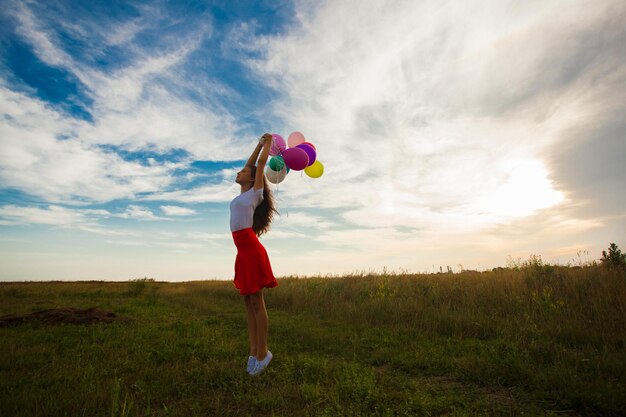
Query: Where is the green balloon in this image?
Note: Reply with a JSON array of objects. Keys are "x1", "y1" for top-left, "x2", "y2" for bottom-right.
[{"x1": 269, "y1": 156, "x2": 285, "y2": 171}]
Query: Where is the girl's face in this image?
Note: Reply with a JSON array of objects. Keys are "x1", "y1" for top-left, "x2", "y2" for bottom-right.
[{"x1": 236, "y1": 166, "x2": 254, "y2": 184}]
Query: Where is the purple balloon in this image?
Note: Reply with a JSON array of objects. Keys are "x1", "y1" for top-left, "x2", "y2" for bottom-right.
[
  {"x1": 296, "y1": 143, "x2": 317, "y2": 166},
  {"x1": 270, "y1": 134, "x2": 287, "y2": 156},
  {"x1": 282, "y1": 147, "x2": 309, "y2": 171}
]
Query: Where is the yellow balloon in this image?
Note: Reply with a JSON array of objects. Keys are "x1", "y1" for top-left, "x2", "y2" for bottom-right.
[{"x1": 304, "y1": 160, "x2": 324, "y2": 178}]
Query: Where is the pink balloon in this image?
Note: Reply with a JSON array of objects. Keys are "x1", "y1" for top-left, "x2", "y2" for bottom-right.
[
  {"x1": 282, "y1": 147, "x2": 309, "y2": 170},
  {"x1": 288, "y1": 131, "x2": 306, "y2": 148},
  {"x1": 302, "y1": 141, "x2": 316, "y2": 150},
  {"x1": 270, "y1": 134, "x2": 286, "y2": 156}
]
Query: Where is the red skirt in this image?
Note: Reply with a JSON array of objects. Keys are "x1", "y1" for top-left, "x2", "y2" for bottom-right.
[{"x1": 232, "y1": 227, "x2": 278, "y2": 295}]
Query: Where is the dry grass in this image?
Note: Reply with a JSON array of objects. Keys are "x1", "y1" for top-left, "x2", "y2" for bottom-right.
[{"x1": 1, "y1": 263, "x2": 624, "y2": 416}]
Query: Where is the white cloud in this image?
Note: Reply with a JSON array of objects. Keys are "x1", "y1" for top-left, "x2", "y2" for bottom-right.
[
  {"x1": 76, "y1": 224, "x2": 137, "y2": 236},
  {"x1": 140, "y1": 182, "x2": 238, "y2": 203},
  {"x1": 0, "y1": 202, "x2": 176, "y2": 231},
  {"x1": 118, "y1": 205, "x2": 163, "y2": 221},
  {"x1": 0, "y1": 204, "x2": 91, "y2": 226},
  {"x1": 186, "y1": 231, "x2": 231, "y2": 241},
  {"x1": 10, "y1": 2, "x2": 74, "y2": 67},
  {"x1": 273, "y1": 210, "x2": 336, "y2": 230},
  {"x1": 0, "y1": 86, "x2": 179, "y2": 204},
  {"x1": 260, "y1": 229, "x2": 308, "y2": 240},
  {"x1": 0, "y1": 1, "x2": 246, "y2": 208},
  {"x1": 103, "y1": 18, "x2": 147, "y2": 47},
  {"x1": 79, "y1": 83, "x2": 241, "y2": 160},
  {"x1": 242, "y1": 0, "x2": 620, "y2": 239},
  {"x1": 161, "y1": 205, "x2": 196, "y2": 216},
  {"x1": 0, "y1": 204, "x2": 138, "y2": 236},
  {"x1": 1, "y1": 0, "x2": 624, "y2": 279},
  {"x1": 105, "y1": 238, "x2": 209, "y2": 250}
]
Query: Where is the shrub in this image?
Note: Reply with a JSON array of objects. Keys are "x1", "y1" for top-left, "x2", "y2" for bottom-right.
[
  {"x1": 601, "y1": 243, "x2": 626, "y2": 269},
  {"x1": 126, "y1": 277, "x2": 155, "y2": 296}
]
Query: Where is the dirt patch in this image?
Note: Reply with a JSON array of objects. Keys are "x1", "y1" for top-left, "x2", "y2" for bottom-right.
[{"x1": 0, "y1": 307, "x2": 133, "y2": 327}]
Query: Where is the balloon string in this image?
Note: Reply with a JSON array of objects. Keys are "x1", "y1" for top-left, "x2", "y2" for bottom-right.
[{"x1": 277, "y1": 147, "x2": 285, "y2": 200}]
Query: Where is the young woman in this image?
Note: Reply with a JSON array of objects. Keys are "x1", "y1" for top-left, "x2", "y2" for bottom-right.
[{"x1": 230, "y1": 132, "x2": 279, "y2": 376}]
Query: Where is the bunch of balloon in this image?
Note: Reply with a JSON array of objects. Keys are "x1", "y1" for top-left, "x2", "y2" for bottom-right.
[{"x1": 266, "y1": 131, "x2": 324, "y2": 185}]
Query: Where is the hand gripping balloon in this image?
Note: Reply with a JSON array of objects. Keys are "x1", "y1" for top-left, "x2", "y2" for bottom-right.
[{"x1": 265, "y1": 131, "x2": 324, "y2": 183}]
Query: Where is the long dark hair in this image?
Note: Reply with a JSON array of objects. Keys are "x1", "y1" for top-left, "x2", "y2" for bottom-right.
[{"x1": 246, "y1": 164, "x2": 279, "y2": 237}]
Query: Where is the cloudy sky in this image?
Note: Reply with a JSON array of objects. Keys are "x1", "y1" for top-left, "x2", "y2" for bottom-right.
[{"x1": 0, "y1": 0, "x2": 624, "y2": 282}]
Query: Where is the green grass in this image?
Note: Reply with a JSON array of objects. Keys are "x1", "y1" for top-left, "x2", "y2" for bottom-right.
[{"x1": 0, "y1": 264, "x2": 624, "y2": 416}]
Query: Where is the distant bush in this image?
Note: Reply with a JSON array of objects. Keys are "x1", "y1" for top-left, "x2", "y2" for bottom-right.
[
  {"x1": 601, "y1": 243, "x2": 626, "y2": 269},
  {"x1": 127, "y1": 277, "x2": 155, "y2": 296}
]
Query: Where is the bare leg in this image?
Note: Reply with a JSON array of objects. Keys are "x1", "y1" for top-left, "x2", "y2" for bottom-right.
[
  {"x1": 244, "y1": 295, "x2": 257, "y2": 356},
  {"x1": 250, "y1": 290, "x2": 269, "y2": 360}
]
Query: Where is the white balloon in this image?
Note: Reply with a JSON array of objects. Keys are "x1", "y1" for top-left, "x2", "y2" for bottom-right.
[{"x1": 266, "y1": 165, "x2": 287, "y2": 184}]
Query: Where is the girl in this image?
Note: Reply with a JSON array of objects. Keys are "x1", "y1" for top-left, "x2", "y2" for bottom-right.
[{"x1": 230, "y1": 132, "x2": 279, "y2": 376}]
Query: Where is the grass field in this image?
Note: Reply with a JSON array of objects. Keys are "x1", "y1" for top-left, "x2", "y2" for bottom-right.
[{"x1": 1, "y1": 261, "x2": 624, "y2": 416}]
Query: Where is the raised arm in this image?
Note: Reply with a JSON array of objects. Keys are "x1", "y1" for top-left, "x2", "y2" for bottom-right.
[
  {"x1": 254, "y1": 133, "x2": 273, "y2": 191},
  {"x1": 246, "y1": 142, "x2": 263, "y2": 167}
]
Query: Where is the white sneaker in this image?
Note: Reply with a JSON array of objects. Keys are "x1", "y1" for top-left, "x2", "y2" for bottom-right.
[
  {"x1": 249, "y1": 351, "x2": 272, "y2": 376},
  {"x1": 246, "y1": 356, "x2": 256, "y2": 374}
]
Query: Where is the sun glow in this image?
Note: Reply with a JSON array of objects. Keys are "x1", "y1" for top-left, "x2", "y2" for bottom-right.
[{"x1": 477, "y1": 158, "x2": 564, "y2": 219}]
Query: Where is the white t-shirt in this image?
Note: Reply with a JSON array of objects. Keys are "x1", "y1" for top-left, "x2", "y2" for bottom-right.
[{"x1": 229, "y1": 187, "x2": 264, "y2": 232}]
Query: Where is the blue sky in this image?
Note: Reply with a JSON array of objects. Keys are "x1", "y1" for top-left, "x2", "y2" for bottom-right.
[{"x1": 1, "y1": 0, "x2": 624, "y2": 281}]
